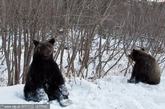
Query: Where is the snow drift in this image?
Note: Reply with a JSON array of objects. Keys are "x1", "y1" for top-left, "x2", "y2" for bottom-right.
[{"x1": 0, "y1": 76, "x2": 165, "y2": 109}]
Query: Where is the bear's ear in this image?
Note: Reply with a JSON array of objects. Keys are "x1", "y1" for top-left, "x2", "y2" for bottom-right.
[
  {"x1": 133, "y1": 49, "x2": 136, "y2": 52},
  {"x1": 33, "y1": 40, "x2": 39, "y2": 46},
  {"x1": 48, "y1": 38, "x2": 55, "y2": 45},
  {"x1": 141, "y1": 48, "x2": 145, "y2": 51},
  {"x1": 132, "y1": 49, "x2": 138, "y2": 54}
]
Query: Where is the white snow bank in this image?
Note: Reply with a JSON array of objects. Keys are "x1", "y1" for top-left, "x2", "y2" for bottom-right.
[{"x1": 0, "y1": 76, "x2": 165, "y2": 109}]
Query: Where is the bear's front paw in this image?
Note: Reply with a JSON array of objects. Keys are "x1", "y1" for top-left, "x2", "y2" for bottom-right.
[
  {"x1": 59, "y1": 98, "x2": 72, "y2": 107},
  {"x1": 127, "y1": 78, "x2": 135, "y2": 83}
]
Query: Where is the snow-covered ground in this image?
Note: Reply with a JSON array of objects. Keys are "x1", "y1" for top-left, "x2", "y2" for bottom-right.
[
  {"x1": 0, "y1": 75, "x2": 165, "y2": 109},
  {"x1": 0, "y1": 36, "x2": 165, "y2": 109}
]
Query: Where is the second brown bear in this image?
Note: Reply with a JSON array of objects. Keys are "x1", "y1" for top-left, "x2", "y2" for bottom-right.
[{"x1": 128, "y1": 49, "x2": 161, "y2": 85}]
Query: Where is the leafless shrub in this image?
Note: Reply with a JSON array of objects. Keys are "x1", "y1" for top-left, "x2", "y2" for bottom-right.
[{"x1": 0, "y1": 0, "x2": 165, "y2": 85}]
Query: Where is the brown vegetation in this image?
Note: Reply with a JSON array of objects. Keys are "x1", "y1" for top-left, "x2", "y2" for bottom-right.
[{"x1": 0, "y1": 0, "x2": 165, "y2": 85}]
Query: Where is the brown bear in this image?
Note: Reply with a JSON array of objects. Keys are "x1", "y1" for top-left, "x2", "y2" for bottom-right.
[
  {"x1": 24, "y1": 38, "x2": 71, "y2": 106},
  {"x1": 127, "y1": 48, "x2": 161, "y2": 85}
]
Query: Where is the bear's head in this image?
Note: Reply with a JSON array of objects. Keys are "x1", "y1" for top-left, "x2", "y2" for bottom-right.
[
  {"x1": 128, "y1": 48, "x2": 145, "y2": 61},
  {"x1": 33, "y1": 38, "x2": 55, "y2": 60}
]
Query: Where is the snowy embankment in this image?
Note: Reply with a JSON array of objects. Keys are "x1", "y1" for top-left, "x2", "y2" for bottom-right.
[{"x1": 0, "y1": 76, "x2": 165, "y2": 109}]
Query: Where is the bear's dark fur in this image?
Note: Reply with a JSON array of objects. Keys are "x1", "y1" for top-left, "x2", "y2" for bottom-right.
[
  {"x1": 128, "y1": 48, "x2": 161, "y2": 85},
  {"x1": 24, "y1": 38, "x2": 68, "y2": 103}
]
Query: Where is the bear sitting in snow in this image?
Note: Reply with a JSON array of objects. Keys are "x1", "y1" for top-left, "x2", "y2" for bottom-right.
[
  {"x1": 128, "y1": 48, "x2": 161, "y2": 85},
  {"x1": 24, "y1": 38, "x2": 71, "y2": 106}
]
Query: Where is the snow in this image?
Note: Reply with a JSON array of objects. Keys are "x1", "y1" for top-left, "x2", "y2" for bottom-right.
[{"x1": 0, "y1": 76, "x2": 165, "y2": 109}]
